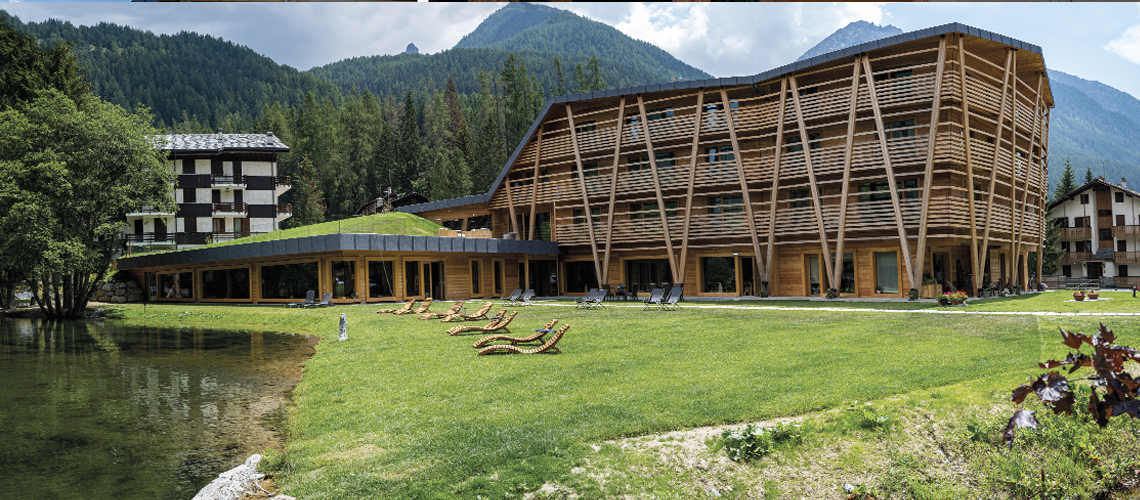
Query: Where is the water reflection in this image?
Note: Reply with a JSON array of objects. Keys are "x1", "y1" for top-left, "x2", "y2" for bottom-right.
[{"x1": 0, "y1": 318, "x2": 315, "y2": 500}]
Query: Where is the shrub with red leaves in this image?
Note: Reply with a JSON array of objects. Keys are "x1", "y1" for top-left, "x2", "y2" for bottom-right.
[{"x1": 1005, "y1": 323, "x2": 1140, "y2": 447}]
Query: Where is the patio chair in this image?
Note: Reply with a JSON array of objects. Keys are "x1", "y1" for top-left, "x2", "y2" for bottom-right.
[
  {"x1": 473, "y1": 319, "x2": 559, "y2": 348},
  {"x1": 476, "y1": 324, "x2": 570, "y2": 356},
  {"x1": 447, "y1": 311, "x2": 517, "y2": 336},
  {"x1": 421, "y1": 301, "x2": 465, "y2": 320},
  {"x1": 584, "y1": 289, "x2": 607, "y2": 309},
  {"x1": 396, "y1": 298, "x2": 432, "y2": 315},
  {"x1": 304, "y1": 292, "x2": 333, "y2": 308},
  {"x1": 643, "y1": 288, "x2": 664, "y2": 310},
  {"x1": 516, "y1": 289, "x2": 535, "y2": 307},
  {"x1": 660, "y1": 285, "x2": 683, "y2": 311},
  {"x1": 575, "y1": 288, "x2": 599, "y2": 309},
  {"x1": 441, "y1": 302, "x2": 493, "y2": 322},
  {"x1": 285, "y1": 290, "x2": 315, "y2": 308},
  {"x1": 376, "y1": 298, "x2": 414, "y2": 314},
  {"x1": 501, "y1": 289, "x2": 522, "y2": 302}
]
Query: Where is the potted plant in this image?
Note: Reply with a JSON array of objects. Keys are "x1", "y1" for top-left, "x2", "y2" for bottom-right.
[
  {"x1": 759, "y1": 289, "x2": 770, "y2": 298},
  {"x1": 826, "y1": 288, "x2": 839, "y2": 299},
  {"x1": 907, "y1": 288, "x2": 919, "y2": 301},
  {"x1": 1073, "y1": 290, "x2": 1086, "y2": 301},
  {"x1": 1088, "y1": 290, "x2": 1100, "y2": 300},
  {"x1": 875, "y1": 285, "x2": 883, "y2": 294},
  {"x1": 941, "y1": 291, "x2": 967, "y2": 305},
  {"x1": 920, "y1": 273, "x2": 939, "y2": 299}
]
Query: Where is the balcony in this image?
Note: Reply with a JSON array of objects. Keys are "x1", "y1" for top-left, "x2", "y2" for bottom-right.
[
  {"x1": 124, "y1": 232, "x2": 176, "y2": 245},
  {"x1": 276, "y1": 203, "x2": 293, "y2": 216},
  {"x1": 1060, "y1": 251, "x2": 1091, "y2": 264},
  {"x1": 126, "y1": 205, "x2": 175, "y2": 217},
  {"x1": 212, "y1": 202, "x2": 248, "y2": 214},
  {"x1": 211, "y1": 175, "x2": 247, "y2": 186},
  {"x1": 275, "y1": 175, "x2": 292, "y2": 187},
  {"x1": 1059, "y1": 227, "x2": 1091, "y2": 239},
  {"x1": 1116, "y1": 251, "x2": 1140, "y2": 264},
  {"x1": 1112, "y1": 225, "x2": 1140, "y2": 238}
]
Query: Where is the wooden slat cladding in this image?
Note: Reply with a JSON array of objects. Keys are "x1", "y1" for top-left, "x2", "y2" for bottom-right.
[{"x1": 471, "y1": 31, "x2": 1050, "y2": 293}]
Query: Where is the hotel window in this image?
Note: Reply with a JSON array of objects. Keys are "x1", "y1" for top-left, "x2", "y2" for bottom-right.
[
  {"x1": 1120, "y1": 265, "x2": 1129, "y2": 277},
  {"x1": 630, "y1": 201, "x2": 677, "y2": 220},
  {"x1": 1100, "y1": 229, "x2": 1112, "y2": 241},
  {"x1": 707, "y1": 146, "x2": 735, "y2": 163},
  {"x1": 1081, "y1": 194, "x2": 1090, "y2": 204},
  {"x1": 789, "y1": 189, "x2": 811, "y2": 208},
  {"x1": 647, "y1": 107, "x2": 674, "y2": 121},
  {"x1": 629, "y1": 152, "x2": 675, "y2": 172},
  {"x1": 571, "y1": 162, "x2": 599, "y2": 179},
  {"x1": 1062, "y1": 265, "x2": 1072, "y2": 278},
  {"x1": 704, "y1": 100, "x2": 738, "y2": 128},
  {"x1": 628, "y1": 115, "x2": 642, "y2": 139},
  {"x1": 1058, "y1": 217, "x2": 1069, "y2": 228},
  {"x1": 470, "y1": 260, "x2": 481, "y2": 295},
  {"x1": 874, "y1": 252, "x2": 899, "y2": 294},
  {"x1": 888, "y1": 119, "x2": 916, "y2": 139},
  {"x1": 1119, "y1": 240, "x2": 1128, "y2": 252},
  {"x1": 575, "y1": 120, "x2": 596, "y2": 134},
  {"x1": 785, "y1": 133, "x2": 821, "y2": 153},
  {"x1": 573, "y1": 208, "x2": 601, "y2": 225},
  {"x1": 368, "y1": 261, "x2": 394, "y2": 298},
  {"x1": 1116, "y1": 192, "x2": 1125, "y2": 203},
  {"x1": 874, "y1": 69, "x2": 913, "y2": 81},
  {"x1": 708, "y1": 196, "x2": 743, "y2": 215},
  {"x1": 183, "y1": 188, "x2": 196, "y2": 203},
  {"x1": 1060, "y1": 241, "x2": 1070, "y2": 252},
  {"x1": 330, "y1": 261, "x2": 356, "y2": 299},
  {"x1": 182, "y1": 159, "x2": 195, "y2": 174}
]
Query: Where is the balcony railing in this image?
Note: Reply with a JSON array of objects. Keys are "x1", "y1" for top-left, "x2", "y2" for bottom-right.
[
  {"x1": 124, "y1": 232, "x2": 176, "y2": 245},
  {"x1": 1116, "y1": 251, "x2": 1140, "y2": 264},
  {"x1": 126, "y1": 205, "x2": 175, "y2": 216},
  {"x1": 1059, "y1": 227, "x2": 1092, "y2": 239},
  {"x1": 1112, "y1": 225, "x2": 1140, "y2": 238},
  {"x1": 211, "y1": 175, "x2": 247, "y2": 186},
  {"x1": 212, "y1": 202, "x2": 248, "y2": 214},
  {"x1": 1060, "y1": 251, "x2": 1091, "y2": 264},
  {"x1": 275, "y1": 175, "x2": 292, "y2": 187},
  {"x1": 210, "y1": 231, "x2": 264, "y2": 242},
  {"x1": 276, "y1": 203, "x2": 293, "y2": 215}
]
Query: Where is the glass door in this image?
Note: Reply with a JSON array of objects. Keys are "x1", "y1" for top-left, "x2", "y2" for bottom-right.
[{"x1": 806, "y1": 254, "x2": 821, "y2": 296}]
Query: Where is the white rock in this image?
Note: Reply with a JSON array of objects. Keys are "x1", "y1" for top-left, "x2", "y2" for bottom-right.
[{"x1": 192, "y1": 454, "x2": 264, "y2": 500}]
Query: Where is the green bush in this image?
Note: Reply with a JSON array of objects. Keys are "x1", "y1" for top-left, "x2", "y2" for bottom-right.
[{"x1": 711, "y1": 422, "x2": 804, "y2": 461}]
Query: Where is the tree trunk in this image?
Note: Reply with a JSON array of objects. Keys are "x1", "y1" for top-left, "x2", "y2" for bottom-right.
[{"x1": 63, "y1": 273, "x2": 74, "y2": 316}]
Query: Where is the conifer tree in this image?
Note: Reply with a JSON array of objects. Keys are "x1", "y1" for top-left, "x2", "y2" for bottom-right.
[
  {"x1": 1085, "y1": 167, "x2": 1094, "y2": 184},
  {"x1": 552, "y1": 56, "x2": 567, "y2": 97},
  {"x1": 290, "y1": 155, "x2": 326, "y2": 227},
  {"x1": 444, "y1": 76, "x2": 471, "y2": 163},
  {"x1": 1053, "y1": 157, "x2": 1077, "y2": 200},
  {"x1": 398, "y1": 90, "x2": 420, "y2": 194}
]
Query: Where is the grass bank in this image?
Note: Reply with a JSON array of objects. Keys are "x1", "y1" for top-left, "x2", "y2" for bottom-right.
[{"x1": 101, "y1": 293, "x2": 1140, "y2": 498}]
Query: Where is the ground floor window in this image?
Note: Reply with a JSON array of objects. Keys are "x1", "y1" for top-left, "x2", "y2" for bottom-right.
[
  {"x1": 201, "y1": 268, "x2": 250, "y2": 299},
  {"x1": 471, "y1": 260, "x2": 481, "y2": 295},
  {"x1": 701, "y1": 257, "x2": 736, "y2": 293},
  {"x1": 158, "y1": 271, "x2": 194, "y2": 299},
  {"x1": 1120, "y1": 265, "x2": 1129, "y2": 278},
  {"x1": 493, "y1": 261, "x2": 503, "y2": 296},
  {"x1": 261, "y1": 262, "x2": 318, "y2": 299},
  {"x1": 368, "y1": 261, "x2": 394, "y2": 298},
  {"x1": 331, "y1": 261, "x2": 356, "y2": 299},
  {"x1": 875, "y1": 251, "x2": 899, "y2": 294},
  {"x1": 1062, "y1": 265, "x2": 1072, "y2": 278},
  {"x1": 626, "y1": 259, "x2": 671, "y2": 293},
  {"x1": 807, "y1": 255, "x2": 821, "y2": 295},
  {"x1": 563, "y1": 261, "x2": 597, "y2": 293},
  {"x1": 832, "y1": 253, "x2": 855, "y2": 294},
  {"x1": 405, "y1": 261, "x2": 421, "y2": 296}
]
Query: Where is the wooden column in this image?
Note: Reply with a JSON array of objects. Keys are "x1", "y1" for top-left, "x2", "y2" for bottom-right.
[
  {"x1": 913, "y1": 36, "x2": 948, "y2": 290},
  {"x1": 861, "y1": 56, "x2": 916, "y2": 287},
  {"x1": 958, "y1": 36, "x2": 981, "y2": 294},
  {"x1": 1011, "y1": 74, "x2": 1044, "y2": 286},
  {"x1": 787, "y1": 77, "x2": 835, "y2": 285},
  {"x1": 764, "y1": 78, "x2": 790, "y2": 288},
  {"x1": 678, "y1": 90, "x2": 706, "y2": 281},
  {"x1": 635, "y1": 95, "x2": 680, "y2": 283},
  {"x1": 528, "y1": 125, "x2": 544, "y2": 241},
  {"x1": 601, "y1": 97, "x2": 627, "y2": 281},
  {"x1": 564, "y1": 105, "x2": 604, "y2": 288},
  {"x1": 977, "y1": 49, "x2": 1015, "y2": 286},
  {"x1": 719, "y1": 88, "x2": 768, "y2": 289},
  {"x1": 505, "y1": 176, "x2": 518, "y2": 237},
  {"x1": 832, "y1": 57, "x2": 863, "y2": 291}
]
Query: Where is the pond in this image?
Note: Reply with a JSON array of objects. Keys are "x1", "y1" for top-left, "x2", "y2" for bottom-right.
[{"x1": 0, "y1": 318, "x2": 316, "y2": 499}]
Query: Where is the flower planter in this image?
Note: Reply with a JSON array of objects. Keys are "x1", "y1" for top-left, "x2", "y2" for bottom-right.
[
  {"x1": 1073, "y1": 293, "x2": 1085, "y2": 301},
  {"x1": 920, "y1": 284, "x2": 939, "y2": 299},
  {"x1": 1088, "y1": 292, "x2": 1100, "y2": 300}
]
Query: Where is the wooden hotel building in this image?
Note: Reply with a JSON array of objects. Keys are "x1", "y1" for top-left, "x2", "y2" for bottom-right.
[{"x1": 119, "y1": 23, "x2": 1054, "y2": 303}]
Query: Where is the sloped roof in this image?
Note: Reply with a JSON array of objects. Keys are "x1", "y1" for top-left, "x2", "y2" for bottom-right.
[
  {"x1": 1048, "y1": 177, "x2": 1140, "y2": 210},
  {"x1": 400, "y1": 21, "x2": 1049, "y2": 216},
  {"x1": 156, "y1": 133, "x2": 290, "y2": 153}
]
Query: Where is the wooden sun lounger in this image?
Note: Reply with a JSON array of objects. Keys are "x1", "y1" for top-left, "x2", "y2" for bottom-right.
[
  {"x1": 472, "y1": 319, "x2": 558, "y2": 348},
  {"x1": 441, "y1": 302, "x2": 493, "y2": 322},
  {"x1": 396, "y1": 298, "x2": 432, "y2": 315},
  {"x1": 476, "y1": 324, "x2": 570, "y2": 356},
  {"x1": 447, "y1": 311, "x2": 517, "y2": 336},
  {"x1": 376, "y1": 298, "x2": 414, "y2": 314},
  {"x1": 421, "y1": 301, "x2": 465, "y2": 320}
]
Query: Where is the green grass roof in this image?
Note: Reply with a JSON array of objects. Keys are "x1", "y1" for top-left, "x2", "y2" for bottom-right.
[{"x1": 209, "y1": 212, "x2": 444, "y2": 248}]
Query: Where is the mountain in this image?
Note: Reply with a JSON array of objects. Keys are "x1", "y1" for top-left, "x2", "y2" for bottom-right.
[
  {"x1": 797, "y1": 20, "x2": 902, "y2": 62},
  {"x1": 798, "y1": 20, "x2": 1140, "y2": 192},
  {"x1": 404, "y1": 43, "x2": 419, "y2": 55},
  {"x1": 309, "y1": 3, "x2": 710, "y2": 98},
  {"x1": 0, "y1": 11, "x2": 342, "y2": 130}
]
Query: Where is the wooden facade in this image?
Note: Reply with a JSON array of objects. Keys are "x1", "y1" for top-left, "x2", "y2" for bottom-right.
[{"x1": 411, "y1": 26, "x2": 1053, "y2": 298}]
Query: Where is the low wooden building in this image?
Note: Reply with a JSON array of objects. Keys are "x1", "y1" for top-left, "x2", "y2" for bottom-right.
[{"x1": 117, "y1": 23, "x2": 1053, "y2": 302}]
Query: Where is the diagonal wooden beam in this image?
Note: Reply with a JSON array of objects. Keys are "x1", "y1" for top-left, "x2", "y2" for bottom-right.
[
  {"x1": 977, "y1": 48, "x2": 1015, "y2": 284},
  {"x1": 565, "y1": 104, "x2": 604, "y2": 289},
  {"x1": 1011, "y1": 73, "x2": 1042, "y2": 286},
  {"x1": 528, "y1": 125, "x2": 544, "y2": 240},
  {"x1": 832, "y1": 56, "x2": 863, "y2": 292},
  {"x1": 958, "y1": 35, "x2": 982, "y2": 295},
  {"x1": 505, "y1": 169, "x2": 518, "y2": 237},
  {"x1": 764, "y1": 78, "x2": 790, "y2": 289},
  {"x1": 678, "y1": 90, "x2": 706, "y2": 281},
  {"x1": 913, "y1": 36, "x2": 949, "y2": 290},
  {"x1": 719, "y1": 87, "x2": 769, "y2": 292},
  {"x1": 861, "y1": 56, "x2": 916, "y2": 289},
  {"x1": 1037, "y1": 107, "x2": 1051, "y2": 285},
  {"x1": 636, "y1": 95, "x2": 680, "y2": 284},
  {"x1": 787, "y1": 77, "x2": 835, "y2": 287},
  {"x1": 601, "y1": 97, "x2": 627, "y2": 282}
]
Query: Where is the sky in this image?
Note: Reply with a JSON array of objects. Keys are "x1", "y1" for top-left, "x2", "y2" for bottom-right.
[{"x1": 4, "y1": 2, "x2": 1140, "y2": 99}]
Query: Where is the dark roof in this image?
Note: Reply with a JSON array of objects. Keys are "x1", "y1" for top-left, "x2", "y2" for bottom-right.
[
  {"x1": 117, "y1": 233, "x2": 560, "y2": 270},
  {"x1": 1047, "y1": 177, "x2": 1140, "y2": 210},
  {"x1": 401, "y1": 22, "x2": 1047, "y2": 216},
  {"x1": 155, "y1": 133, "x2": 290, "y2": 154}
]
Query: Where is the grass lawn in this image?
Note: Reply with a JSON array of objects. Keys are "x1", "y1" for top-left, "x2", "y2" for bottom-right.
[
  {"x1": 209, "y1": 212, "x2": 444, "y2": 248},
  {"x1": 101, "y1": 292, "x2": 1140, "y2": 499}
]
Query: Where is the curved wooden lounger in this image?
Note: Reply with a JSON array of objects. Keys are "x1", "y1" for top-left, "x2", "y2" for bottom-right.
[
  {"x1": 447, "y1": 311, "x2": 516, "y2": 336},
  {"x1": 396, "y1": 298, "x2": 432, "y2": 315},
  {"x1": 476, "y1": 324, "x2": 569, "y2": 356},
  {"x1": 441, "y1": 302, "x2": 493, "y2": 322},
  {"x1": 376, "y1": 298, "x2": 414, "y2": 314},
  {"x1": 472, "y1": 319, "x2": 558, "y2": 348},
  {"x1": 421, "y1": 301, "x2": 465, "y2": 320}
]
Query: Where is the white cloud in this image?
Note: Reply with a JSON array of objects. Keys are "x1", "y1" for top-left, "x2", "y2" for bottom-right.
[
  {"x1": 613, "y1": 3, "x2": 710, "y2": 54},
  {"x1": 1106, "y1": 23, "x2": 1140, "y2": 65}
]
